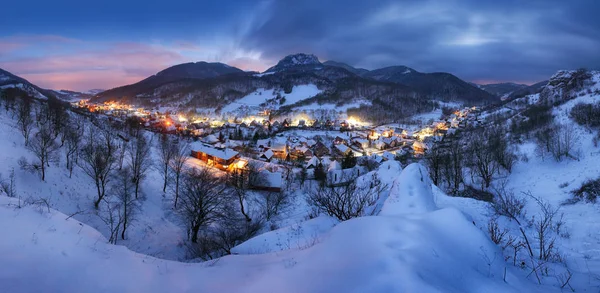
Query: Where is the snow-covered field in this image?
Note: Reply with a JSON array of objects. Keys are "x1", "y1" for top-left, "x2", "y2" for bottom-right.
[{"x1": 221, "y1": 84, "x2": 322, "y2": 113}]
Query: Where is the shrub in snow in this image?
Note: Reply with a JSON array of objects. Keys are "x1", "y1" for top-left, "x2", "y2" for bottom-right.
[
  {"x1": 306, "y1": 172, "x2": 385, "y2": 221},
  {"x1": 571, "y1": 177, "x2": 600, "y2": 203}
]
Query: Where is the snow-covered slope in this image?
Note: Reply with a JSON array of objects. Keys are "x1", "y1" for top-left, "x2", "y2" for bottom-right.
[
  {"x1": 220, "y1": 84, "x2": 322, "y2": 114},
  {"x1": 0, "y1": 165, "x2": 546, "y2": 293}
]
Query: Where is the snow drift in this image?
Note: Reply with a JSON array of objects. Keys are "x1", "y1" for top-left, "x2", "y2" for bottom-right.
[{"x1": 380, "y1": 163, "x2": 437, "y2": 216}]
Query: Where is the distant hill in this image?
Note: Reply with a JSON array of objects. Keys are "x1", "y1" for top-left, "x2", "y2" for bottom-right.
[
  {"x1": 477, "y1": 83, "x2": 528, "y2": 99},
  {"x1": 362, "y1": 66, "x2": 498, "y2": 104},
  {"x1": 507, "y1": 80, "x2": 548, "y2": 100},
  {"x1": 0, "y1": 68, "x2": 55, "y2": 100},
  {"x1": 96, "y1": 62, "x2": 248, "y2": 101},
  {"x1": 323, "y1": 60, "x2": 369, "y2": 76}
]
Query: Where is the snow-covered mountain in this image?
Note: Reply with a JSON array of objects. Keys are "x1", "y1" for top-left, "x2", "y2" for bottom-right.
[
  {"x1": 0, "y1": 68, "x2": 51, "y2": 100},
  {"x1": 265, "y1": 53, "x2": 322, "y2": 73},
  {"x1": 91, "y1": 53, "x2": 498, "y2": 122},
  {"x1": 539, "y1": 69, "x2": 600, "y2": 105}
]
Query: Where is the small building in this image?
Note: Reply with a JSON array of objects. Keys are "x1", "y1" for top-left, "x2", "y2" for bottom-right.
[
  {"x1": 334, "y1": 144, "x2": 352, "y2": 157},
  {"x1": 190, "y1": 142, "x2": 240, "y2": 170},
  {"x1": 260, "y1": 149, "x2": 274, "y2": 162},
  {"x1": 312, "y1": 141, "x2": 330, "y2": 157},
  {"x1": 203, "y1": 134, "x2": 220, "y2": 145},
  {"x1": 353, "y1": 138, "x2": 369, "y2": 149},
  {"x1": 306, "y1": 156, "x2": 320, "y2": 169}
]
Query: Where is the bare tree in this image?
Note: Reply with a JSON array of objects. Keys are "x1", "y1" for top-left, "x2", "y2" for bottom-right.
[
  {"x1": 78, "y1": 132, "x2": 117, "y2": 209},
  {"x1": 113, "y1": 167, "x2": 137, "y2": 240},
  {"x1": 27, "y1": 123, "x2": 60, "y2": 181},
  {"x1": 16, "y1": 97, "x2": 34, "y2": 146},
  {"x1": 64, "y1": 122, "x2": 84, "y2": 178},
  {"x1": 467, "y1": 140, "x2": 500, "y2": 190},
  {"x1": 177, "y1": 167, "x2": 231, "y2": 243},
  {"x1": 157, "y1": 133, "x2": 176, "y2": 193},
  {"x1": 116, "y1": 138, "x2": 128, "y2": 170},
  {"x1": 169, "y1": 141, "x2": 189, "y2": 208},
  {"x1": 258, "y1": 190, "x2": 290, "y2": 221},
  {"x1": 127, "y1": 131, "x2": 153, "y2": 199},
  {"x1": 0, "y1": 168, "x2": 17, "y2": 198},
  {"x1": 97, "y1": 198, "x2": 123, "y2": 244},
  {"x1": 306, "y1": 172, "x2": 385, "y2": 221},
  {"x1": 227, "y1": 161, "x2": 266, "y2": 222},
  {"x1": 442, "y1": 140, "x2": 464, "y2": 194},
  {"x1": 425, "y1": 144, "x2": 445, "y2": 186},
  {"x1": 536, "y1": 123, "x2": 580, "y2": 162}
]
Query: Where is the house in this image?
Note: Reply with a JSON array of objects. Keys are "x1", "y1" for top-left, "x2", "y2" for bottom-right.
[
  {"x1": 256, "y1": 139, "x2": 271, "y2": 149},
  {"x1": 250, "y1": 170, "x2": 283, "y2": 192},
  {"x1": 190, "y1": 142, "x2": 240, "y2": 170},
  {"x1": 382, "y1": 151, "x2": 396, "y2": 161},
  {"x1": 259, "y1": 149, "x2": 274, "y2": 162},
  {"x1": 373, "y1": 138, "x2": 387, "y2": 150},
  {"x1": 333, "y1": 134, "x2": 349, "y2": 145},
  {"x1": 294, "y1": 146, "x2": 313, "y2": 159},
  {"x1": 203, "y1": 134, "x2": 220, "y2": 145},
  {"x1": 312, "y1": 141, "x2": 330, "y2": 157},
  {"x1": 327, "y1": 166, "x2": 361, "y2": 187},
  {"x1": 306, "y1": 156, "x2": 320, "y2": 169},
  {"x1": 353, "y1": 138, "x2": 369, "y2": 149},
  {"x1": 334, "y1": 144, "x2": 352, "y2": 157},
  {"x1": 370, "y1": 154, "x2": 384, "y2": 164},
  {"x1": 413, "y1": 141, "x2": 428, "y2": 154}
]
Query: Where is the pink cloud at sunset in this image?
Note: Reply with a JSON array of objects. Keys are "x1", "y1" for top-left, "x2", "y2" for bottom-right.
[{"x1": 0, "y1": 35, "x2": 269, "y2": 91}]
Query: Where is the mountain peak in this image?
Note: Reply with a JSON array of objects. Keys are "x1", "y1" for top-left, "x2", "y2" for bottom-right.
[
  {"x1": 265, "y1": 53, "x2": 322, "y2": 73},
  {"x1": 155, "y1": 61, "x2": 243, "y2": 79}
]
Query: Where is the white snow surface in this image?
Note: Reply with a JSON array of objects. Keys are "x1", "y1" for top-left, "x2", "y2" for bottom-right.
[
  {"x1": 221, "y1": 84, "x2": 322, "y2": 113},
  {"x1": 380, "y1": 163, "x2": 437, "y2": 216},
  {"x1": 0, "y1": 190, "x2": 543, "y2": 293}
]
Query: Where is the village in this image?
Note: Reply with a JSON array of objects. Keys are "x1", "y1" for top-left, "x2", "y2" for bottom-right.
[{"x1": 73, "y1": 99, "x2": 482, "y2": 191}]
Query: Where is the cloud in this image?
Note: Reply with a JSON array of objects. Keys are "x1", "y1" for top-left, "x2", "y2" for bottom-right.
[
  {"x1": 0, "y1": 36, "x2": 270, "y2": 91},
  {"x1": 1, "y1": 0, "x2": 599, "y2": 90},
  {"x1": 239, "y1": 0, "x2": 600, "y2": 83}
]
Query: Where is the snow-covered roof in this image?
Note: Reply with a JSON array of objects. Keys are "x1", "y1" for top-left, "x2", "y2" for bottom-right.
[
  {"x1": 382, "y1": 151, "x2": 395, "y2": 161},
  {"x1": 204, "y1": 134, "x2": 219, "y2": 143},
  {"x1": 413, "y1": 141, "x2": 428, "y2": 150},
  {"x1": 257, "y1": 139, "x2": 270, "y2": 147},
  {"x1": 306, "y1": 156, "x2": 320, "y2": 168},
  {"x1": 335, "y1": 144, "x2": 349, "y2": 153},
  {"x1": 261, "y1": 149, "x2": 274, "y2": 160},
  {"x1": 328, "y1": 160, "x2": 342, "y2": 171},
  {"x1": 190, "y1": 142, "x2": 239, "y2": 160},
  {"x1": 260, "y1": 171, "x2": 282, "y2": 189}
]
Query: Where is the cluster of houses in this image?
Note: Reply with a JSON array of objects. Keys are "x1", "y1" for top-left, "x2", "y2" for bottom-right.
[{"x1": 76, "y1": 99, "x2": 483, "y2": 191}]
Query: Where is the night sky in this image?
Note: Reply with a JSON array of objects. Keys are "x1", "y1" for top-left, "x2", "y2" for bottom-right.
[{"x1": 1, "y1": 0, "x2": 599, "y2": 91}]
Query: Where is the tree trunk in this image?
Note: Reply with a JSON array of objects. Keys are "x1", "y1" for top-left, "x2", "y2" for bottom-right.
[
  {"x1": 162, "y1": 167, "x2": 168, "y2": 193},
  {"x1": 134, "y1": 178, "x2": 140, "y2": 199},
  {"x1": 174, "y1": 174, "x2": 180, "y2": 208},
  {"x1": 191, "y1": 224, "x2": 200, "y2": 243},
  {"x1": 239, "y1": 195, "x2": 251, "y2": 222},
  {"x1": 121, "y1": 204, "x2": 128, "y2": 240},
  {"x1": 94, "y1": 179, "x2": 102, "y2": 209}
]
